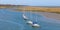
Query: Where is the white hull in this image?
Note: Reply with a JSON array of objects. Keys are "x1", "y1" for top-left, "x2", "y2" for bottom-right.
[
  {"x1": 23, "y1": 14, "x2": 28, "y2": 20},
  {"x1": 26, "y1": 21, "x2": 33, "y2": 25},
  {"x1": 32, "y1": 24, "x2": 40, "y2": 28}
]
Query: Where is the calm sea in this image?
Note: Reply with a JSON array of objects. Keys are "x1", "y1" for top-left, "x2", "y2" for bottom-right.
[{"x1": 0, "y1": 8, "x2": 60, "y2": 30}]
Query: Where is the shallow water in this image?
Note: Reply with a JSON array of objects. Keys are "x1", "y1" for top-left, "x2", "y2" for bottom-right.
[{"x1": 0, "y1": 8, "x2": 60, "y2": 30}]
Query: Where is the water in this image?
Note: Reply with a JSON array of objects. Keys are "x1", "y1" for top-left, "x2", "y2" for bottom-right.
[{"x1": 0, "y1": 8, "x2": 60, "y2": 30}]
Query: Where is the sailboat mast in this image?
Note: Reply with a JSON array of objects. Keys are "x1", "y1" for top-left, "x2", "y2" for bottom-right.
[
  {"x1": 36, "y1": 12, "x2": 37, "y2": 22},
  {"x1": 23, "y1": 6, "x2": 25, "y2": 14}
]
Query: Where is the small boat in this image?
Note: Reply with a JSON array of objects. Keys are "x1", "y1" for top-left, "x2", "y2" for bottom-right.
[
  {"x1": 26, "y1": 21, "x2": 33, "y2": 25},
  {"x1": 32, "y1": 24, "x2": 40, "y2": 28},
  {"x1": 32, "y1": 22, "x2": 40, "y2": 28},
  {"x1": 23, "y1": 14, "x2": 28, "y2": 20}
]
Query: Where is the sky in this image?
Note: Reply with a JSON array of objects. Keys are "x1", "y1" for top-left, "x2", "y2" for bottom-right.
[{"x1": 0, "y1": 0, "x2": 60, "y2": 6}]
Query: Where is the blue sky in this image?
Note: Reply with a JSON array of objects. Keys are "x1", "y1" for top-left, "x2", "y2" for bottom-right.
[{"x1": 0, "y1": 0, "x2": 60, "y2": 6}]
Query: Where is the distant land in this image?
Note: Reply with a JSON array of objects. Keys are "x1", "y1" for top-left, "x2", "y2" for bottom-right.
[{"x1": 0, "y1": 4, "x2": 60, "y2": 14}]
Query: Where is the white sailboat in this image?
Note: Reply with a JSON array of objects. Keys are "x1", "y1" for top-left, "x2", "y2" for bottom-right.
[
  {"x1": 22, "y1": 7, "x2": 28, "y2": 20},
  {"x1": 32, "y1": 12, "x2": 40, "y2": 28}
]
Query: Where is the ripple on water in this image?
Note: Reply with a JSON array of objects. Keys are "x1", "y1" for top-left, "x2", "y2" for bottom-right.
[{"x1": 0, "y1": 9, "x2": 60, "y2": 30}]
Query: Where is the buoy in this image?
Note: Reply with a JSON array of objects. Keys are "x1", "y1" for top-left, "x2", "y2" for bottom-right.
[
  {"x1": 32, "y1": 22, "x2": 40, "y2": 28},
  {"x1": 23, "y1": 14, "x2": 28, "y2": 20},
  {"x1": 26, "y1": 21, "x2": 33, "y2": 25}
]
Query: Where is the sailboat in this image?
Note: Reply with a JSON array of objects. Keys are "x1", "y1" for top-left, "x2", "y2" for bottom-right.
[
  {"x1": 32, "y1": 12, "x2": 40, "y2": 28},
  {"x1": 22, "y1": 7, "x2": 28, "y2": 20}
]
